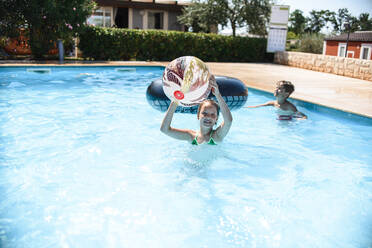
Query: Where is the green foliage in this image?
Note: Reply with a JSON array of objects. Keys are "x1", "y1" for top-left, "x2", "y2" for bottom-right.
[
  {"x1": 289, "y1": 8, "x2": 372, "y2": 36},
  {"x1": 286, "y1": 31, "x2": 298, "y2": 40},
  {"x1": 0, "y1": 37, "x2": 7, "y2": 48},
  {"x1": 304, "y1": 10, "x2": 334, "y2": 33},
  {"x1": 343, "y1": 13, "x2": 372, "y2": 32},
  {"x1": 328, "y1": 8, "x2": 352, "y2": 33},
  {"x1": 358, "y1": 13, "x2": 372, "y2": 31},
  {"x1": 288, "y1": 9, "x2": 306, "y2": 35},
  {"x1": 78, "y1": 26, "x2": 269, "y2": 62},
  {"x1": 0, "y1": 0, "x2": 96, "y2": 58},
  {"x1": 0, "y1": 1, "x2": 25, "y2": 37},
  {"x1": 177, "y1": 0, "x2": 271, "y2": 37},
  {"x1": 286, "y1": 31, "x2": 300, "y2": 51},
  {"x1": 242, "y1": 0, "x2": 271, "y2": 36},
  {"x1": 296, "y1": 33, "x2": 325, "y2": 54},
  {"x1": 177, "y1": 0, "x2": 226, "y2": 33},
  {"x1": 215, "y1": 0, "x2": 245, "y2": 37}
]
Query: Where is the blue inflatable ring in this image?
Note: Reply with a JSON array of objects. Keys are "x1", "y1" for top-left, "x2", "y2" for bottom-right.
[{"x1": 146, "y1": 76, "x2": 248, "y2": 113}]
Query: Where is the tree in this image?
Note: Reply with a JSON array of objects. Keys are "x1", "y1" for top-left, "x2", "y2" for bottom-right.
[
  {"x1": 305, "y1": 10, "x2": 331, "y2": 33},
  {"x1": 357, "y1": 13, "x2": 372, "y2": 31},
  {"x1": 0, "y1": 0, "x2": 27, "y2": 37},
  {"x1": 213, "y1": 0, "x2": 270, "y2": 36},
  {"x1": 178, "y1": 0, "x2": 271, "y2": 37},
  {"x1": 347, "y1": 16, "x2": 360, "y2": 32},
  {"x1": 329, "y1": 8, "x2": 352, "y2": 33},
  {"x1": 288, "y1": 9, "x2": 306, "y2": 35},
  {"x1": 178, "y1": 0, "x2": 227, "y2": 33},
  {"x1": 242, "y1": 0, "x2": 271, "y2": 36},
  {"x1": 0, "y1": 0, "x2": 96, "y2": 58},
  {"x1": 215, "y1": 0, "x2": 245, "y2": 36},
  {"x1": 177, "y1": 1, "x2": 207, "y2": 33}
]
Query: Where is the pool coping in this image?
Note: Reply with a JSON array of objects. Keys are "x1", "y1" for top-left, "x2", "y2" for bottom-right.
[{"x1": 1, "y1": 61, "x2": 372, "y2": 119}]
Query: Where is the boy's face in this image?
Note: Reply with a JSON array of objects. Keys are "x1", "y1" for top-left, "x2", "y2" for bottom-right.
[{"x1": 274, "y1": 86, "x2": 290, "y2": 98}]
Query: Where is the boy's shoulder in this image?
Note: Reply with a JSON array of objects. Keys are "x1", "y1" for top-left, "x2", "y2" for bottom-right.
[{"x1": 284, "y1": 100, "x2": 298, "y2": 112}]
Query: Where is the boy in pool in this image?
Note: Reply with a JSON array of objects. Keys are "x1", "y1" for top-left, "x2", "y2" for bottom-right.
[
  {"x1": 246, "y1": 80, "x2": 307, "y2": 120},
  {"x1": 160, "y1": 76, "x2": 233, "y2": 145}
]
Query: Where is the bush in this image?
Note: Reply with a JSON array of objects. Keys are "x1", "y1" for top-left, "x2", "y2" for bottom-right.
[
  {"x1": 296, "y1": 33, "x2": 325, "y2": 54},
  {"x1": 287, "y1": 31, "x2": 298, "y2": 40},
  {"x1": 0, "y1": 0, "x2": 95, "y2": 59},
  {"x1": 78, "y1": 26, "x2": 270, "y2": 62}
]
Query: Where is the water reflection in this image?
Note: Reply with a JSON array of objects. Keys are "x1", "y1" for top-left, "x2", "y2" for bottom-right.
[{"x1": 178, "y1": 145, "x2": 222, "y2": 179}]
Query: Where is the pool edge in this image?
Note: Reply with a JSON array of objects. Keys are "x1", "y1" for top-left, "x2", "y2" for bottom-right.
[{"x1": 247, "y1": 87, "x2": 372, "y2": 123}]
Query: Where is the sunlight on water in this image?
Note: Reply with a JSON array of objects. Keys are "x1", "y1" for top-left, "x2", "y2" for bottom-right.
[{"x1": 0, "y1": 66, "x2": 371, "y2": 248}]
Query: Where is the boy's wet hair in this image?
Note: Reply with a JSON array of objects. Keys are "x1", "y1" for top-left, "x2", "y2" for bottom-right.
[
  {"x1": 197, "y1": 99, "x2": 220, "y2": 119},
  {"x1": 276, "y1": 80, "x2": 295, "y2": 94}
]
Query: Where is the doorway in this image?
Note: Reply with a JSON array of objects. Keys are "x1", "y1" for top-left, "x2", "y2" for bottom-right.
[{"x1": 115, "y1": 8, "x2": 128, "y2": 28}]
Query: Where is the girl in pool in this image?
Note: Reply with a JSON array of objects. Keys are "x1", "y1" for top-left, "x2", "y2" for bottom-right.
[
  {"x1": 246, "y1": 80, "x2": 307, "y2": 120},
  {"x1": 160, "y1": 76, "x2": 233, "y2": 145}
]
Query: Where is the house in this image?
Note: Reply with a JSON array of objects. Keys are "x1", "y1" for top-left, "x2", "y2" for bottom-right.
[
  {"x1": 87, "y1": 0, "x2": 190, "y2": 31},
  {"x1": 2, "y1": 0, "x2": 190, "y2": 56},
  {"x1": 323, "y1": 31, "x2": 372, "y2": 60}
]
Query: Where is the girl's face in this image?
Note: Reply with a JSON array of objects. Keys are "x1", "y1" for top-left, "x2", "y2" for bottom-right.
[{"x1": 198, "y1": 103, "x2": 218, "y2": 128}]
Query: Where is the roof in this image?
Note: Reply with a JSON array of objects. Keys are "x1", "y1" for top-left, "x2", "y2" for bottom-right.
[
  {"x1": 95, "y1": 0, "x2": 190, "y2": 12},
  {"x1": 325, "y1": 31, "x2": 372, "y2": 42},
  {"x1": 129, "y1": 0, "x2": 190, "y2": 4}
]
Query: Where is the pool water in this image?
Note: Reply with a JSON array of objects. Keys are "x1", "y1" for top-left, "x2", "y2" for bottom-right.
[{"x1": 0, "y1": 66, "x2": 371, "y2": 248}]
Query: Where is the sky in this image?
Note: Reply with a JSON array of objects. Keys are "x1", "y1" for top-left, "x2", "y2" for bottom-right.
[{"x1": 219, "y1": 0, "x2": 372, "y2": 35}]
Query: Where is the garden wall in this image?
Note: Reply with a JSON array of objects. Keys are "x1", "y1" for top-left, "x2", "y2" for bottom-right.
[{"x1": 274, "y1": 51, "x2": 372, "y2": 82}]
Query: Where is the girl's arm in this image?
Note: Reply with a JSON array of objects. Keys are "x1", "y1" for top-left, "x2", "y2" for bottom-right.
[
  {"x1": 160, "y1": 101, "x2": 194, "y2": 141},
  {"x1": 245, "y1": 101, "x2": 274, "y2": 108},
  {"x1": 211, "y1": 76, "x2": 233, "y2": 141}
]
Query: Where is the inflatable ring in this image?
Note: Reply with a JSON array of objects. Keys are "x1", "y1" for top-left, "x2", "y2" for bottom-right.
[{"x1": 146, "y1": 76, "x2": 248, "y2": 113}]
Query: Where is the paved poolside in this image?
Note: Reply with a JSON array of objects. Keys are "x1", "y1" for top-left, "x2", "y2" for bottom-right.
[
  {"x1": 1, "y1": 61, "x2": 372, "y2": 118},
  {"x1": 206, "y1": 63, "x2": 372, "y2": 119}
]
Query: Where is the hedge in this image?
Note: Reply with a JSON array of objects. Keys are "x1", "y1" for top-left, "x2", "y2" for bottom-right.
[{"x1": 78, "y1": 26, "x2": 271, "y2": 62}]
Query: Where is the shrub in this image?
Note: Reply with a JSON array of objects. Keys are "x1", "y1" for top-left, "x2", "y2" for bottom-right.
[
  {"x1": 287, "y1": 31, "x2": 298, "y2": 40},
  {"x1": 78, "y1": 26, "x2": 270, "y2": 62},
  {"x1": 297, "y1": 33, "x2": 325, "y2": 54},
  {"x1": 0, "y1": 0, "x2": 96, "y2": 59}
]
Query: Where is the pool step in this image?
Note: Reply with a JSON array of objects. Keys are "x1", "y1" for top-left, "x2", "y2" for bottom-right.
[
  {"x1": 115, "y1": 68, "x2": 136, "y2": 72},
  {"x1": 27, "y1": 68, "x2": 51, "y2": 74}
]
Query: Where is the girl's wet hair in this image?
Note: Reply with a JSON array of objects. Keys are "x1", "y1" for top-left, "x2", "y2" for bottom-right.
[
  {"x1": 276, "y1": 80, "x2": 294, "y2": 94},
  {"x1": 197, "y1": 99, "x2": 220, "y2": 119}
]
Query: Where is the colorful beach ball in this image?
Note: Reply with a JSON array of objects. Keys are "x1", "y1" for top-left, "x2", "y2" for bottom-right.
[{"x1": 162, "y1": 56, "x2": 212, "y2": 107}]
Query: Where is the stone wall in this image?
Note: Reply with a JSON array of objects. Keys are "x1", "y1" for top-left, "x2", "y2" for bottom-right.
[{"x1": 274, "y1": 51, "x2": 372, "y2": 82}]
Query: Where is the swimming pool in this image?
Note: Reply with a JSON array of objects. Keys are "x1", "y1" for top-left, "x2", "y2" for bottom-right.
[{"x1": 0, "y1": 66, "x2": 371, "y2": 247}]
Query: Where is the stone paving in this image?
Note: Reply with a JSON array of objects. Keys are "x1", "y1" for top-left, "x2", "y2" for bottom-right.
[{"x1": 1, "y1": 61, "x2": 372, "y2": 118}]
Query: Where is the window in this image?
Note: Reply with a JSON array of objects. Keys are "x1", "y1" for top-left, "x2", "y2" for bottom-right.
[
  {"x1": 87, "y1": 7, "x2": 113, "y2": 27},
  {"x1": 148, "y1": 11, "x2": 164, "y2": 29},
  {"x1": 338, "y1": 43, "x2": 346, "y2": 57},
  {"x1": 346, "y1": 51, "x2": 354, "y2": 58},
  {"x1": 360, "y1": 44, "x2": 372, "y2": 60}
]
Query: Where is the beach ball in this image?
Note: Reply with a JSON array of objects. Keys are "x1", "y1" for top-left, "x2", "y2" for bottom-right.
[{"x1": 162, "y1": 56, "x2": 212, "y2": 107}]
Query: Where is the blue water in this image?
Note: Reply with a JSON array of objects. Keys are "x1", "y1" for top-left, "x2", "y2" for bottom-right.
[{"x1": 0, "y1": 66, "x2": 371, "y2": 248}]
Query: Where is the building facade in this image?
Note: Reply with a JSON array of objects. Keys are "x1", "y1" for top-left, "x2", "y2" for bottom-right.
[
  {"x1": 2, "y1": 0, "x2": 189, "y2": 56},
  {"x1": 88, "y1": 0, "x2": 189, "y2": 31},
  {"x1": 323, "y1": 31, "x2": 372, "y2": 60}
]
